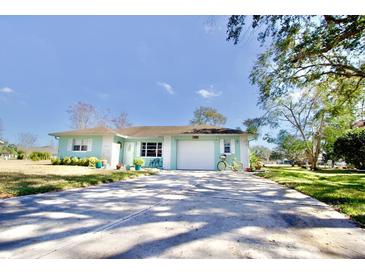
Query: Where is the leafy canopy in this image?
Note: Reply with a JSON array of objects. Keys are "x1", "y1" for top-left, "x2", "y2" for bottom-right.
[
  {"x1": 190, "y1": 106, "x2": 227, "y2": 126},
  {"x1": 227, "y1": 16, "x2": 365, "y2": 103},
  {"x1": 265, "y1": 130, "x2": 306, "y2": 164}
]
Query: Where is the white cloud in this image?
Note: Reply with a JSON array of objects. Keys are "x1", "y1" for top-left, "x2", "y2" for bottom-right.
[
  {"x1": 157, "y1": 82, "x2": 174, "y2": 95},
  {"x1": 97, "y1": 92, "x2": 109, "y2": 100},
  {"x1": 196, "y1": 88, "x2": 222, "y2": 99},
  {"x1": 0, "y1": 87, "x2": 14, "y2": 93}
]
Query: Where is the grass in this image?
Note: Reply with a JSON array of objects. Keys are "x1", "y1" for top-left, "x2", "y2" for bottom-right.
[
  {"x1": 256, "y1": 167, "x2": 365, "y2": 226},
  {"x1": 0, "y1": 170, "x2": 156, "y2": 198}
]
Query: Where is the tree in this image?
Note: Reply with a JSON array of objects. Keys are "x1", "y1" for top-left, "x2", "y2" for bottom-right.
[
  {"x1": 334, "y1": 128, "x2": 365, "y2": 169},
  {"x1": 67, "y1": 102, "x2": 98, "y2": 129},
  {"x1": 258, "y1": 89, "x2": 327, "y2": 169},
  {"x1": 227, "y1": 16, "x2": 365, "y2": 103},
  {"x1": 322, "y1": 110, "x2": 355, "y2": 166},
  {"x1": 0, "y1": 118, "x2": 4, "y2": 138},
  {"x1": 190, "y1": 106, "x2": 227, "y2": 126},
  {"x1": 18, "y1": 133, "x2": 37, "y2": 148},
  {"x1": 112, "y1": 112, "x2": 131, "y2": 129},
  {"x1": 266, "y1": 130, "x2": 306, "y2": 166},
  {"x1": 0, "y1": 142, "x2": 17, "y2": 156},
  {"x1": 269, "y1": 149, "x2": 284, "y2": 161},
  {"x1": 250, "y1": 145, "x2": 271, "y2": 162}
]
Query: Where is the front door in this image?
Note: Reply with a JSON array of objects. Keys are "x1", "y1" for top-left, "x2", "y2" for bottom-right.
[{"x1": 123, "y1": 142, "x2": 135, "y2": 166}]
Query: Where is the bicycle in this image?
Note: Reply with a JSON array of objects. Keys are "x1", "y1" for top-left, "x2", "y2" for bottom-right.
[{"x1": 217, "y1": 154, "x2": 244, "y2": 172}]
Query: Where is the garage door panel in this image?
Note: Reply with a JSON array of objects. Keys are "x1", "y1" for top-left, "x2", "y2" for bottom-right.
[{"x1": 177, "y1": 140, "x2": 215, "y2": 170}]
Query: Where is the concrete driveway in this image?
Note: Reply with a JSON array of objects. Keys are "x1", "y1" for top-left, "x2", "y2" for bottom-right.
[{"x1": 1, "y1": 171, "x2": 365, "y2": 258}]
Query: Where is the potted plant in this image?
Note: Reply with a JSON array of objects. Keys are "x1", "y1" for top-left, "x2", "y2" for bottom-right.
[
  {"x1": 133, "y1": 158, "x2": 144, "y2": 171},
  {"x1": 95, "y1": 160, "x2": 102, "y2": 169}
]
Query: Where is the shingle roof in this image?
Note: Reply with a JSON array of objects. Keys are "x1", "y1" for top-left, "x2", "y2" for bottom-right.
[
  {"x1": 49, "y1": 126, "x2": 119, "y2": 137},
  {"x1": 49, "y1": 125, "x2": 246, "y2": 137},
  {"x1": 117, "y1": 125, "x2": 244, "y2": 137}
]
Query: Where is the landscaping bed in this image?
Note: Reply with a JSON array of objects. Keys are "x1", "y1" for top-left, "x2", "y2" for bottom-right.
[{"x1": 256, "y1": 167, "x2": 365, "y2": 226}]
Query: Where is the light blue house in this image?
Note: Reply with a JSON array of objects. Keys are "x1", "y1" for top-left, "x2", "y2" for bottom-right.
[{"x1": 49, "y1": 125, "x2": 249, "y2": 170}]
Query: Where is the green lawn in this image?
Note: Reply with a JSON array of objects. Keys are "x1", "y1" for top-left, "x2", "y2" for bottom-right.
[
  {"x1": 0, "y1": 170, "x2": 156, "y2": 198},
  {"x1": 257, "y1": 167, "x2": 365, "y2": 226}
]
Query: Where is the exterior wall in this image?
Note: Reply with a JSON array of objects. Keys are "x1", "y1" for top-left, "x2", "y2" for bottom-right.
[
  {"x1": 170, "y1": 135, "x2": 243, "y2": 170},
  {"x1": 58, "y1": 136, "x2": 103, "y2": 159},
  {"x1": 101, "y1": 136, "x2": 120, "y2": 168},
  {"x1": 58, "y1": 134, "x2": 249, "y2": 170},
  {"x1": 240, "y1": 135, "x2": 249, "y2": 168},
  {"x1": 119, "y1": 137, "x2": 164, "y2": 167},
  {"x1": 162, "y1": 136, "x2": 172, "y2": 169}
]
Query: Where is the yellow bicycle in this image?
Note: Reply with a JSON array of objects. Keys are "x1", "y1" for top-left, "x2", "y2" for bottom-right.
[{"x1": 217, "y1": 154, "x2": 244, "y2": 172}]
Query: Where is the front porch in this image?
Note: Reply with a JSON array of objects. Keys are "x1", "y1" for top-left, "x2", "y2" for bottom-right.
[{"x1": 115, "y1": 137, "x2": 163, "y2": 169}]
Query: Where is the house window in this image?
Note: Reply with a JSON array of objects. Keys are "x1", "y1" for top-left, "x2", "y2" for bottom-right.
[
  {"x1": 140, "y1": 142, "x2": 162, "y2": 157},
  {"x1": 72, "y1": 138, "x2": 89, "y2": 152},
  {"x1": 224, "y1": 140, "x2": 231, "y2": 154}
]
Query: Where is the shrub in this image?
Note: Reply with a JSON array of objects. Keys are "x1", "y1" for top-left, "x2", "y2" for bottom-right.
[
  {"x1": 88, "y1": 157, "x2": 98, "y2": 167},
  {"x1": 78, "y1": 158, "x2": 89, "y2": 166},
  {"x1": 62, "y1": 157, "x2": 72, "y2": 165},
  {"x1": 71, "y1": 157, "x2": 79, "y2": 165},
  {"x1": 249, "y1": 152, "x2": 259, "y2": 169},
  {"x1": 29, "y1": 151, "x2": 51, "y2": 161},
  {"x1": 334, "y1": 128, "x2": 365, "y2": 170},
  {"x1": 17, "y1": 150, "x2": 26, "y2": 160},
  {"x1": 133, "y1": 158, "x2": 144, "y2": 166},
  {"x1": 51, "y1": 158, "x2": 61, "y2": 165}
]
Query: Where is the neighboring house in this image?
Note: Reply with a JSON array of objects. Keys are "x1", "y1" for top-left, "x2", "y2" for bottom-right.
[
  {"x1": 49, "y1": 125, "x2": 250, "y2": 170},
  {"x1": 0, "y1": 139, "x2": 4, "y2": 145}
]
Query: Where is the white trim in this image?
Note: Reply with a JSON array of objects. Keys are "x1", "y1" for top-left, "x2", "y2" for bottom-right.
[
  {"x1": 240, "y1": 135, "x2": 249, "y2": 168},
  {"x1": 139, "y1": 141, "x2": 162, "y2": 157},
  {"x1": 230, "y1": 138, "x2": 235, "y2": 154},
  {"x1": 162, "y1": 136, "x2": 171, "y2": 169},
  {"x1": 219, "y1": 139, "x2": 224, "y2": 154},
  {"x1": 87, "y1": 138, "x2": 92, "y2": 151},
  {"x1": 136, "y1": 141, "x2": 141, "y2": 158}
]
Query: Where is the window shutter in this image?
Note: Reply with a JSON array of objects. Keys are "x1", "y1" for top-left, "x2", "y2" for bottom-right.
[
  {"x1": 220, "y1": 139, "x2": 224, "y2": 154},
  {"x1": 136, "y1": 141, "x2": 141, "y2": 157},
  {"x1": 67, "y1": 138, "x2": 73, "y2": 151},
  {"x1": 87, "y1": 139, "x2": 92, "y2": 151},
  {"x1": 230, "y1": 139, "x2": 235, "y2": 154}
]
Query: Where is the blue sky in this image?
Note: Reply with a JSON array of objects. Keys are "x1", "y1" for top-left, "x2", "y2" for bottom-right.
[{"x1": 0, "y1": 16, "x2": 270, "y2": 146}]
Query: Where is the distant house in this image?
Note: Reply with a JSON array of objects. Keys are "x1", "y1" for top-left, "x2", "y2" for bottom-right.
[
  {"x1": 18, "y1": 145, "x2": 58, "y2": 158},
  {"x1": 0, "y1": 139, "x2": 4, "y2": 145},
  {"x1": 49, "y1": 125, "x2": 250, "y2": 170},
  {"x1": 353, "y1": 119, "x2": 365, "y2": 128}
]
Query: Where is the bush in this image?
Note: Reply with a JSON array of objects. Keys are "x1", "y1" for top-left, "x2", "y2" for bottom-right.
[
  {"x1": 249, "y1": 152, "x2": 259, "y2": 169},
  {"x1": 51, "y1": 158, "x2": 61, "y2": 165},
  {"x1": 133, "y1": 158, "x2": 144, "y2": 166},
  {"x1": 17, "y1": 150, "x2": 26, "y2": 160},
  {"x1": 79, "y1": 158, "x2": 89, "y2": 166},
  {"x1": 62, "y1": 157, "x2": 72, "y2": 165},
  {"x1": 88, "y1": 157, "x2": 98, "y2": 167},
  {"x1": 29, "y1": 151, "x2": 51, "y2": 161},
  {"x1": 334, "y1": 128, "x2": 365, "y2": 170},
  {"x1": 71, "y1": 157, "x2": 79, "y2": 165}
]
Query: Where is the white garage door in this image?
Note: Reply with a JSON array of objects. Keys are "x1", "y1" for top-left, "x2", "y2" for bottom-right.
[{"x1": 177, "y1": 140, "x2": 215, "y2": 170}]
